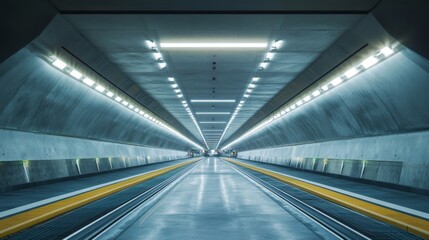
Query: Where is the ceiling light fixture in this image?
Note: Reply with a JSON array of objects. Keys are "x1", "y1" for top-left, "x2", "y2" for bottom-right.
[
  {"x1": 52, "y1": 59, "x2": 67, "y2": 69},
  {"x1": 158, "y1": 62, "x2": 167, "y2": 69},
  {"x1": 95, "y1": 85, "x2": 105, "y2": 92},
  {"x1": 106, "y1": 91, "x2": 114, "y2": 98},
  {"x1": 361, "y1": 56, "x2": 379, "y2": 69},
  {"x1": 259, "y1": 62, "x2": 268, "y2": 69},
  {"x1": 344, "y1": 68, "x2": 358, "y2": 79},
  {"x1": 70, "y1": 70, "x2": 82, "y2": 79},
  {"x1": 196, "y1": 112, "x2": 230, "y2": 115},
  {"x1": 221, "y1": 46, "x2": 397, "y2": 150},
  {"x1": 191, "y1": 99, "x2": 236, "y2": 103},
  {"x1": 160, "y1": 43, "x2": 267, "y2": 48},
  {"x1": 200, "y1": 121, "x2": 227, "y2": 124},
  {"x1": 330, "y1": 77, "x2": 343, "y2": 86},
  {"x1": 48, "y1": 55, "x2": 205, "y2": 150},
  {"x1": 82, "y1": 77, "x2": 95, "y2": 86}
]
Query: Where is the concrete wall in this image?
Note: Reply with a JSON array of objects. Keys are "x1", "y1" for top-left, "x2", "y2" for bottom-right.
[
  {"x1": 0, "y1": 129, "x2": 186, "y2": 190},
  {"x1": 238, "y1": 130, "x2": 429, "y2": 191},
  {"x1": 0, "y1": 14, "x2": 197, "y2": 191}
]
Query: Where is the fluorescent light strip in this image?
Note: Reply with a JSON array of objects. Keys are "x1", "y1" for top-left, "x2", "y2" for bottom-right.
[
  {"x1": 200, "y1": 121, "x2": 226, "y2": 124},
  {"x1": 48, "y1": 55, "x2": 204, "y2": 150},
  {"x1": 70, "y1": 70, "x2": 82, "y2": 79},
  {"x1": 221, "y1": 46, "x2": 396, "y2": 150},
  {"x1": 52, "y1": 59, "x2": 67, "y2": 69},
  {"x1": 203, "y1": 130, "x2": 223, "y2": 132},
  {"x1": 160, "y1": 43, "x2": 267, "y2": 48},
  {"x1": 191, "y1": 100, "x2": 236, "y2": 103},
  {"x1": 196, "y1": 112, "x2": 230, "y2": 115},
  {"x1": 141, "y1": 37, "x2": 208, "y2": 149}
]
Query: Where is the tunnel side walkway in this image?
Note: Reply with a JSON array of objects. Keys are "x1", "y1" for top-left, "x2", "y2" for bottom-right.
[
  {"x1": 109, "y1": 157, "x2": 324, "y2": 240},
  {"x1": 0, "y1": 158, "x2": 196, "y2": 218},
  {"x1": 227, "y1": 158, "x2": 429, "y2": 219}
]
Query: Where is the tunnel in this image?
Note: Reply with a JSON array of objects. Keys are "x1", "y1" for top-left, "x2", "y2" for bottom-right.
[{"x1": 1, "y1": 0, "x2": 429, "y2": 239}]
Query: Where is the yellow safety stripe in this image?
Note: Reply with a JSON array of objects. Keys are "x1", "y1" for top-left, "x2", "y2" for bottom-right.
[
  {"x1": 0, "y1": 158, "x2": 201, "y2": 238},
  {"x1": 224, "y1": 157, "x2": 429, "y2": 239}
]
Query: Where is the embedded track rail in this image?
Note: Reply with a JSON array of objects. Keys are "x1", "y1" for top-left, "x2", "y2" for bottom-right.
[
  {"x1": 2, "y1": 159, "x2": 201, "y2": 240},
  {"x1": 224, "y1": 159, "x2": 423, "y2": 240}
]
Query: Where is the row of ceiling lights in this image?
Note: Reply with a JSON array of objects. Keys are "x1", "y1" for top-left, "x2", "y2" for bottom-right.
[
  {"x1": 215, "y1": 40, "x2": 282, "y2": 149},
  {"x1": 221, "y1": 45, "x2": 396, "y2": 150},
  {"x1": 145, "y1": 40, "x2": 209, "y2": 149},
  {"x1": 48, "y1": 54, "x2": 204, "y2": 150}
]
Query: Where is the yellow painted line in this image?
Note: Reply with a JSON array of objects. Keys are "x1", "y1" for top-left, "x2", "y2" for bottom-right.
[
  {"x1": 223, "y1": 157, "x2": 429, "y2": 239},
  {"x1": 0, "y1": 158, "x2": 201, "y2": 238}
]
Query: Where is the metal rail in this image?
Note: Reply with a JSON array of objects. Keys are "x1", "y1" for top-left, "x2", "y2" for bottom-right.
[
  {"x1": 64, "y1": 161, "x2": 201, "y2": 240},
  {"x1": 226, "y1": 161, "x2": 400, "y2": 240}
]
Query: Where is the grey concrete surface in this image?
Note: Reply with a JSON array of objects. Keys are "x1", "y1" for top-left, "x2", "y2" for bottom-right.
[
  {"x1": 230, "y1": 47, "x2": 429, "y2": 151},
  {"x1": 0, "y1": 129, "x2": 186, "y2": 190},
  {"x1": 238, "y1": 130, "x2": 429, "y2": 190},
  {"x1": 114, "y1": 158, "x2": 323, "y2": 240},
  {"x1": 0, "y1": 129, "x2": 185, "y2": 161},
  {"x1": 0, "y1": 158, "x2": 191, "y2": 213},
  {"x1": 232, "y1": 158, "x2": 429, "y2": 217}
]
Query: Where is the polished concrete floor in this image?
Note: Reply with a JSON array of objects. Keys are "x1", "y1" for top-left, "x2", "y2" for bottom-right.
[{"x1": 114, "y1": 158, "x2": 323, "y2": 240}]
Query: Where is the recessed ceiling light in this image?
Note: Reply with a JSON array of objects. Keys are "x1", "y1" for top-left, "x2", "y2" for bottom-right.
[
  {"x1": 70, "y1": 69, "x2": 82, "y2": 79},
  {"x1": 321, "y1": 84, "x2": 330, "y2": 91},
  {"x1": 191, "y1": 100, "x2": 235, "y2": 103},
  {"x1": 196, "y1": 112, "x2": 230, "y2": 115},
  {"x1": 200, "y1": 121, "x2": 227, "y2": 124},
  {"x1": 331, "y1": 77, "x2": 343, "y2": 86},
  {"x1": 82, "y1": 77, "x2": 95, "y2": 86},
  {"x1": 251, "y1": 77, "x2": 260, "y2": 82},
  {"x1": 159, "y1": 62, "x2": 167, "y2": 69},
  {"x1": 265, "y1": 52, "x2": 274, "y2": 60},
  {"x1": 145, "y1": 40, "x2": 157, "y2": 49},
  {"x1": 160, "y1": 43, "x2": 267, "y2": 48},
  {"x1": 361, "y1": 56, "x2": 379, "y2": 69},
  {"x1": 259, "y1": 62, "x2": 268, "y2": 69},
  {"x1": 168, "y1": 77, "x2": 175, "y2": 82},
  {"x1": 106, "y1": 91, "x2": 114, "y2": 97},
  {"x1": 303, "y1": 95, "x2": 311, "y2": 102},
  {"x1": 344, "y1": 68, "x2": 358, "y2": 79},
  {"x1": 380, "y1": 47, "x2": 394, "y2": 56},
  {"x1": 52, "y1": 59, "x2": 67, "y2": 69},
  {"x1": 312, "y1": 90, "x2": 321, "y2": 97},
  {"x1": 153, "y1": 52, "x2": 162, "y2": 60},
  {"x1": 95, "y1": 85, "x2": 105, "y2": 92},
  {"x1": 271, "y1": 40, "x2": 282, "y2": 50}
]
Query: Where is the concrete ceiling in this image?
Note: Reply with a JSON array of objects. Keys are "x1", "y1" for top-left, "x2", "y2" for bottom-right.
[{"x1": 63, "y1": 13, "x2": 365, "y2": 149}]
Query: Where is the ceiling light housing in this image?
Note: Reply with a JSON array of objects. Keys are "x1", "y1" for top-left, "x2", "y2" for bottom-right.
[{"x1": 160, "y1": 42, "x2": 267, "y2": 48}]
